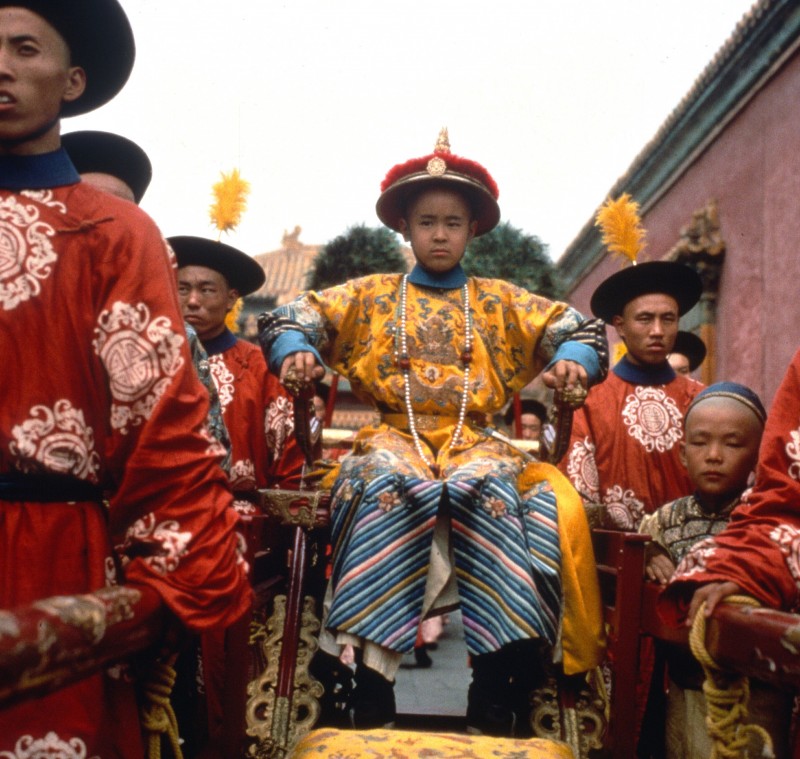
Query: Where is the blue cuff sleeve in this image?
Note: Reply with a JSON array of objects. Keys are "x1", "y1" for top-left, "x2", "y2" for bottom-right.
[
  {"x1": 269, "y1": 331, "x2": 323, "y2": 375},
  {"x1": 546, "y1": 341, "x2": 601, "y2": 385}
]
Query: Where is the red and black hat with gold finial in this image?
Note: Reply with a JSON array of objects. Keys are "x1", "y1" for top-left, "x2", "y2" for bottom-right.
[
  {"x1": 375, "y1": 128, "x2": 501, "y2": 237},
  {"x1": 589, "y1": 194, "x2": 702, "y2": 322}
]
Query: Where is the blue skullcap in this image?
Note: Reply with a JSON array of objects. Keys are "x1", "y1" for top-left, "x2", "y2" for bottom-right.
[{"x1": 686, "y1": 381, "x2": 767, "y2": 425}]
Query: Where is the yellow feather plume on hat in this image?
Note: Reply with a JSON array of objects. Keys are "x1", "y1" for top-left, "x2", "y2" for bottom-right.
[
  {"x1": 209, "y1": 168, "x2": 250, "y2": 333},
  {"x1": 225, "y1": 297, "x2": 243, "y2": 334},
  {"x1": 209, "y1": 168, "x2": 250, "y2": 237},
  {"x1": 595, "y1": 193, "x2": 646, "y2": 265},
  {"x1": 612, "y1": 341, "x2": 628, "y2": 366}
]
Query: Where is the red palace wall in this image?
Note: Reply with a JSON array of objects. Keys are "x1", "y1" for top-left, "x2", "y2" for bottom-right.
[{"x1": 567, "y1": 47, "x2": 800, "y2": 407}]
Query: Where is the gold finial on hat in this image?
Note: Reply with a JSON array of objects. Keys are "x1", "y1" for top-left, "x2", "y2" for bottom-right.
[
  {"x1": 427, "y1": 127, "x2": 450, "y2": 176},
  {"x1": 434, "y1": 127, "x2": 451, "y2": 154}
]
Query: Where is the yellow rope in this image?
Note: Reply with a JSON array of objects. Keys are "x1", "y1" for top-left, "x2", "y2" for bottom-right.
[
  {"x1": 140, "y1": 657, "x2": 184, "y2": 759},
  {"x1": 689, "y1": 596, "x2": 774, "y2": 758}
]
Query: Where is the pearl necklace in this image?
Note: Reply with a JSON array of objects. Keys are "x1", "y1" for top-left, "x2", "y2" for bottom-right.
[{"x1": 396, "y1": 274, "x2": 472, "y2": 475}]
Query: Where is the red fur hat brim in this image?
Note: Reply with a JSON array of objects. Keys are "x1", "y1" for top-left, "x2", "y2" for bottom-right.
[
  {"x1": 380, "y1": 152, "x2": 499, "y2": 198},
  {"x1": 376, "y1": 151, "x2": 501, "y2": 236}
]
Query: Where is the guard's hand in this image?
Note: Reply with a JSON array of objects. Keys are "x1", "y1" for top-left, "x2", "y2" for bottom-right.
[
  {"x1": 541, "y1": 360, "x2": 588, "y2": 396},
  {"x1": 686, "y1": 581, "x2": 742, "y2": 627},
  {"x1": 280, "y1": 352, "x2": 324, "y2": 385}
]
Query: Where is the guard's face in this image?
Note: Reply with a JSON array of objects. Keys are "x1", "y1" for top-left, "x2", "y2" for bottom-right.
[
  {"x1": 668, "y1": 352, "x2": 691, "y2": 376},
  {"x1": 399, "y1": 188, "x2": 477, "y2": 274},
  {"x1": 519, "y1": 412, "x2": 542, "y2": 441},
  {"x1": 177, "y1": 265, "x2": 238, "y2": 342},
  {"x1": 0, "y1": 8, "x2": 85, "y2": 154},
  {"x1": 612, "y1": 293, "x2": 679, "y2": 367}
]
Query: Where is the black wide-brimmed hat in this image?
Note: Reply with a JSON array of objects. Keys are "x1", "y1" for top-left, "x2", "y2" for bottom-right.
[
  {"x1": 62, "y1": 130, "x2": 151, "y2": 203},
  {"x1": 504, "y1": 398, "x2": 548, "y2": 427},
  {"x1": 376, "y1": 128, "x2": 500, "y2": 237},
  {"x1": 671, "y1": 330, "x2": 707, "y2": 372},
  {"x1": 169, "y1": 236, "x2": 266, "y2": 296},
  {"x1": 590, "y1": 261, "x2": 702, "y2": 322},
  {"x1": 2, "y1": 0, "x2": 135, "y2": 117}
]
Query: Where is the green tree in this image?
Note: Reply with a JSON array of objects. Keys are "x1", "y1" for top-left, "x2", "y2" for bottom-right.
[
  {"x1": 306, "y1": 224, "x2": 408, "y2": 290},
  {"x1": 462, "y1": 221, "x2": 563, "y2": 299}
]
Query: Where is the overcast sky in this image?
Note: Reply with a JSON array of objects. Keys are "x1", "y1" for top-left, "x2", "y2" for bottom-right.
[{"x1": 67, "y1": 0, "x2": 756, "y2": 260}]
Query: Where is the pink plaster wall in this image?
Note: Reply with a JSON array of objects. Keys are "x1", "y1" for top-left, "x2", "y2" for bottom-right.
[{"x1": 569, "y1": 48, "x2": 800, "y2": 407}]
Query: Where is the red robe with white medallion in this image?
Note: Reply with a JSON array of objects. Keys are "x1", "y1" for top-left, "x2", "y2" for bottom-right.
[
  {"x1": 561, "y1": 362, "x2": 704, "y2": 530},
  {"x1": 0, "y1": 179, "x2": 251, "y2": 758}
]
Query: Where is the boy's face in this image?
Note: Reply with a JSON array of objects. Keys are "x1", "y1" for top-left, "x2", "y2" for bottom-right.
[
  {"x1": 398, "y1": 187, "x2": 477, "y2": 274},
  {"x1": 177, "y1": 265, "x2": 239, "y2": 342},
  {"x1": 0, "y1": 8, "x2": 86, "y2": 155},
  {"x1": 612, "y1": 293, "x2": 679, "y2": 366},
  {"x1": 680, "y1": 397, "x2": 763, "y2": 507}
]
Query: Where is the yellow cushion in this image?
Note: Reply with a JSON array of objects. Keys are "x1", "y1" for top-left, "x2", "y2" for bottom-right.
[{"x1": 292, "y1": 728, "x2": 573, "y2": 757}]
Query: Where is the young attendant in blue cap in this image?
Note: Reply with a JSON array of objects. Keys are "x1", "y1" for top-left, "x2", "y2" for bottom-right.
[
  {"x1": 641, "y1": 383, "x2": 791, "y2": 758},
  {"x1": 259, "y1": 129, "x2": 609, "y2": 735},
  {"x1": 660, "y1": 354, "x2": 800, "y2": 754},
  {"x1": 0, "y1": 4, "x2": 251, "y2": 756}
]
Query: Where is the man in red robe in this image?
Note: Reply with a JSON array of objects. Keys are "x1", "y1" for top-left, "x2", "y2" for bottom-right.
[
  {"x1": 558, "y1": 255, "x2": 706, "y2": 756},
  {"x1": 0, "y1": 2, "x2": 251, "y2": 757},
  {"x1": 171, "y1": 235, "x2": 305, "y2": 750},
  {"x1": 172, "y1": 236, "x2": 305, "y2": 503},
  {"x1": 560, "y1": 261, "x2": 705, "y2": 530}
]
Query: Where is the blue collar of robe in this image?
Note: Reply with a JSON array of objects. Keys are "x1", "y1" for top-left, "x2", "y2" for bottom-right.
[
  {"x1": 0, "y1": 149, "x2": 80, "y2": 190},
  {"x1": 613, "y1": 354, "x2": 676, "y2": 385},
  {"x1": 408, "y1": 263, "x2": 468, "y2": 289},
  {"x1": 202, "y1": 327, "x2": 238, "y2": 357}
]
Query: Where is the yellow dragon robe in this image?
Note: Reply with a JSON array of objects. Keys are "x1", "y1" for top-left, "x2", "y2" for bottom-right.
[{"x1": 260, "y1": 270, "x2": 607, "y2": 674}]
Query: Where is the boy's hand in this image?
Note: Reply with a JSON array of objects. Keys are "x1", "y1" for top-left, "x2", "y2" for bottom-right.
[
  {"x1": 686, "y1": 581, "x2": 742, "y2": 627},
  {"x1": 541, "y1": 360, "x2": 588, "y2": 398},
  {"x1": 644, "y1": 546, "x2": 676, "y2": 585},
  {"x1": 280, "y1": 352, "x2": 325, "y2": 385}
]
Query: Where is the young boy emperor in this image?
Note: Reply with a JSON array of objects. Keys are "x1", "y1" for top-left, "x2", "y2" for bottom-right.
[{"x1": 259, "y1": 130, "x2": 609, "y2": 734}]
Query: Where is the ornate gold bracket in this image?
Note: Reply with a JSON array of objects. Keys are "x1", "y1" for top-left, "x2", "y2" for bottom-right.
[
  {"x1": 246, "y1": 595, "x2": 324, "y2": 758},
  {"x1": 529, "y1": 671, "x2": 606, "y2": 758},
  {"x1": 665, "y1": 198, "x2": 726, "y2": 385},
  {"x1": 255, "y1": 489, "x2": 330, "y2": 530}
]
